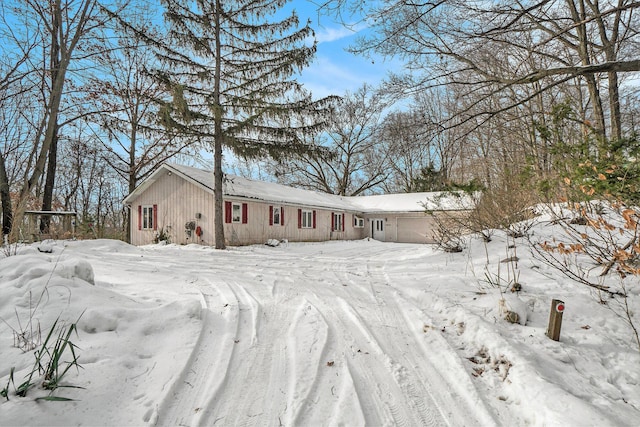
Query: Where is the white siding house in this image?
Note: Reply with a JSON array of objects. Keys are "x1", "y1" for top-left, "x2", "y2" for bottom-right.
[{"x1": 123, "y1": 163, "x2": 472, "y2": 246}]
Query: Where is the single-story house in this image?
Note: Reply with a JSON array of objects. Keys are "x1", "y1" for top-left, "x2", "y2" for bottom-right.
[{"x1": 123, "y1": 163, "x2": 473, "y2": 246}]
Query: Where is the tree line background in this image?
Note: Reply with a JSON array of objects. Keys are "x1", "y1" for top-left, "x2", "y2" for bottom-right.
[{"x1": 1, "y1": 0, "x2": 639, "y2": 246}]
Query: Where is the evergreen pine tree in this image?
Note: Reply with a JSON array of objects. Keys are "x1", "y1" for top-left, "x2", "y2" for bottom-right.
[{"x1": 155, "y1": 0, "x2": 333, "y2": 249}]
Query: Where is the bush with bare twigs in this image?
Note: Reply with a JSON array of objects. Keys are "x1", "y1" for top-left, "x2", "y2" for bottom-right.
[
  {"x1": 529, "y1": 148, "x2": 640, "y2": 351},
  {"x1": 428, "y1": 180, "x2": 538, "y2": 250}
]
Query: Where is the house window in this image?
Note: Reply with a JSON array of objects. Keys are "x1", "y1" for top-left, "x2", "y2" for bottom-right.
[
  {"x1": 298, "y1": 209, "x2": 315, "y2": 229},
  {"x1": 140, "y1": 205, "x2": 156, "y2": 230},
  {"x1": 332, "y1": 213, "x2": 344, "y2": 232},
  {"x1": 301, "y1": 210, "x2": 313, "y2": 228},
  {"x1": 270, "y1": 206, "x2": 284, "y2": 226},
  {"x1": 232, "y1": 203, "x2": 242, "y2": 223},
  {"x1": 274, "y1": 207, "x2": 281, "y2": 225},
  {"x1": 353, "y1": 216, "x2": 364, "y2": 228},
  {"x1": 225, "y1": 201, "x2": 248, "y2": 224}
]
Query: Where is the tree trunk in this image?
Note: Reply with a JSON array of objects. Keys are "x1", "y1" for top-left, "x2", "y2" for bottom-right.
[
  {"x1": 16, "y1": 0, "x2": 94, "y2": 235},
  {"x1": 589, "y1": 0, "x2": 623, "y2": 143},
  {"x1": 214, "y1": 133, "x2": 225, "y2": 249},
  {"x1": 566, "y1": 0, "x2": 608, "y2": 146},
  {"x1": 40, "y1": 126, "x2": 59, "y2": 233},
  {"x1": 0, "y1": 151, "x2": 13, "y2": 238},
  {"x1": 127, "y1": 121, "x2": 138, "y2": 244},
  {"x1": 213, "y1": 0, "x2": 225, "y2": 250},
  {"x1": 607, "y1": 72, "x2": 622, "y2": 143},
  {"x1": 40, "y1": 1, "x2": 62, "y2": 234}
]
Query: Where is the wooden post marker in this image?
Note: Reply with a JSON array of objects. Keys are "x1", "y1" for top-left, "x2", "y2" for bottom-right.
[{"x1": 546, "y1": 299, "x2": 565, "y2": 341}]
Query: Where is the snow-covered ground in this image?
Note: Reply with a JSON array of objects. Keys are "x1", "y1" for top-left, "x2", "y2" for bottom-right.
[{"x1": 1, "y1": 216, "x2": 639, "y2": 426}]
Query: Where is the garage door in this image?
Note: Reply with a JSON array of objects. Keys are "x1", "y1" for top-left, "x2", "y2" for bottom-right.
[{"x1": 396, "y1": 217, "x2": 434, "y2": 244}]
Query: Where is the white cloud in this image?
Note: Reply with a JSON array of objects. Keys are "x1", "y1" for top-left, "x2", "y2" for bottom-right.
[
  {"x1": 314, "y1": 26, "x2": 354, "y2": 44},
  {"x1": 299, "y1": 55, "x2": 382, "y2": 98},
  {"x1": 313, "y1": 22, "x2": 368, "y2": 44}
]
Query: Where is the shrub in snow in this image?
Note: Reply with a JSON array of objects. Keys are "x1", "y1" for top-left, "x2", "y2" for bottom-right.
[
  {"x1": 59, "y1": 259, "x2": 95, "y2": 286},
  {"x1": 37, "y1": 243, "x2": 54, "y2": 254},
  {"x1": 531, "y1": 200, "x2": 640, "y2": 350},
  {"x1": 498, "y1": 294, "x2": 528, "y2": 325},
  {"x1": 154, "y1": 227, "x2": 171, "y2": 244},
  {"x1": 265, "y1": 239, "x2": 280, "y2": 247}
]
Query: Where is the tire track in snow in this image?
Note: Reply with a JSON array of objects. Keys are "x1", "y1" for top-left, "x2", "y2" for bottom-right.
[
  {"x1": 154, "y1": 277, "x2": 240, "y2": 427},
  {"x1": 285, "y1": 299, "x2": 330, "y2": 426},
  {"x1": 362, "y1": 260, "x2": 497, "y2": 426},
  {"x1": 361, "y1": 277, "x2": 460, "y2": 425},
  {"x1": 292, "y1": 258, "x2": 440, "y2": 426},
  {"x1": 268, "y1": 261, "x2": 399, "y2": 425},
  {"x1": 291, "y1": 256, "x2": 421, "y2": 425},
  {"x1": 304, "y1": 291, "x2": 440, "y2": 427},
  {"x1": 197, "y1": 278, "x2": 298, "y2": 426},
  {"x1": 298, "y1": 255, "x2": 489, "y2": 427},
  {"x1": 325, "y1": 362, "x2": 367, "y2": 426},
  {"x1": 391, "y1": 288, "x2": 498, "y2": 426},
  {"x1": 153, "y1": 245, "x2": 494, "y2": 427}
]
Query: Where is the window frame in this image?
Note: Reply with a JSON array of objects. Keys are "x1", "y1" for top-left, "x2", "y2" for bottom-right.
[
  {"x1": 301, "y1": 209, "x2": 313, "y2": 229},
  {"x1": 142, "y1": 205, "x2": 154, "y2": 230},
  {"x1": 333, "y1": 212, "x2": 344, "y2": 232},
  {"x1": 225, "y1": 201, "x2": 248, "y2": 224},
  {"x1": 273, "y1": 206, "x2": 281, "y2": 225},
  {"x1": 353, "y1": 215, "x2": 364, "y2": 228},
  {"x1": 232, "y1": 202, "x2": 242, "y2": 223}
]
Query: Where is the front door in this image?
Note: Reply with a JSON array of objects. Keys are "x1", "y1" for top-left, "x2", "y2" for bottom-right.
[{"x1": 371, "y1": 218, "x2": 385, "y2": 241}]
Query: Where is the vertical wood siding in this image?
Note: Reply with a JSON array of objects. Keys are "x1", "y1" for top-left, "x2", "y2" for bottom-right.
[
  {"x1": 129, "y1": 171, "x2": 367, "y2": 246},
  {"x1": 223, "y1": 203, "x2": 366, "y2": 245},
  {"x1": 129, "y1": 171, "x2": 215, "y2": 246},
  {"x1": 362, "y1": 212, "x2": 442, "y2": 243},
  {"x1": 363, "y1": 212, "x2": 469, "y2": 244}
]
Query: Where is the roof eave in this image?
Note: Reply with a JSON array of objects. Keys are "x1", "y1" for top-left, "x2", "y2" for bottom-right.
[{"x1": 123, "y1": 165, "x2": 169, "y2": 205}]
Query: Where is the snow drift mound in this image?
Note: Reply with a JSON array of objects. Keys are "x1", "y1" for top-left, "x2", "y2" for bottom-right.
[
  {"x1": 0, "y1": 247, "x2": 202, "y2": 426},
  {"x1": 0, "y1": 253, "x2": 94, "y2": 286}
]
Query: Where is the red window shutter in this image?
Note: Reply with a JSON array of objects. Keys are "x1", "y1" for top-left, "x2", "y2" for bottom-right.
[
  {"x1": 242, "y1": 203, "x2": 248, "y2": 224},
  {"x1": 269, "y1": 206, "x2": 273, "y2": 226},
  {"x1": 312, "y1": 210, "x2": 316, "y2": 229},
  {"x1": 138, "y1": 205, "x2": 142, "y2": 230},
  {"x1": 298, "y1": 209, "x2": 302, "y2": 229},
  {"x1": 331, "y1": 212, "x2": 335, "y2": 231},
  {"x1": 225, "y1": 201, "x2": 232, "y2": 223},
  {"x1": 342, "y1": 213, "x2": 345, "y2": 231},
  {"x1": 281, "y1": 207, "x2": 284, "y2": 226},
  {"x1": 153, "y1": 204, "x2": 158, "y2": 231}
]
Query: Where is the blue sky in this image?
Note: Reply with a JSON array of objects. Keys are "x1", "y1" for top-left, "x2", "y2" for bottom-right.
[
  {"x1": 291, "y1": 3, "x2": 394, "y2": 98},
  {"x1": 0, "y1": 1, "x2": 392, "y2": 99},
  {"x1": 300, "y1": 26, "x2": 390, "y2": 98}
]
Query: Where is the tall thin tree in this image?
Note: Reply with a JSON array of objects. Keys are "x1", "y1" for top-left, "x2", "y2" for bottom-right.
[
  {"x1": 21, "y1": 1, "x2": 98, "y2": 225},
  {"x1": 152, "y1": 0, "x2": 333, "y2": 249}
]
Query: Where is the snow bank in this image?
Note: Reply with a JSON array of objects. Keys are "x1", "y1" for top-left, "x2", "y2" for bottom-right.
[
  {"x1": 0, "y1": 218, "x2": 638, "y2": 426},
  {"x1": 0, "y1": 242, "x2": 202, "y2": 426}
]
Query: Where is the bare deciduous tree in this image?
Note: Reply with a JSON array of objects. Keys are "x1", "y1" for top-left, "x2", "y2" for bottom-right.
[
  {"x1": 322, "y1": 1, "x2": 639, "y2": 145},
  {"x1": 271, "y1": 83, "x2": 390, "y2": 196},
  {"x1": 1, "y1": 0, "x2": 130, "y2": 241},
  {"x1": 90, "y1": 24, "x2": 195, "y2": 242},
  {"x1": 379, "y1": 109, "x2": 435, "y2": 192}
]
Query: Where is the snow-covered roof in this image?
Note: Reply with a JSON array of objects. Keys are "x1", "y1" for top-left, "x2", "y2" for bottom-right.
[
  {"x1": 169, "y1": 163, "x2": 354, "y2": 210},
  {"x1": 348, "y1": 191, "x2": 474, "y2": 213},
  {"x1": 124, "y1": 163, "x2": 473, "y2": 213}
]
